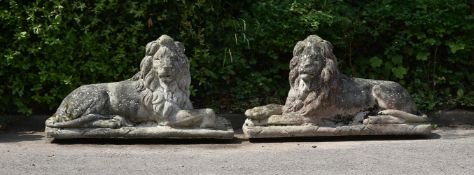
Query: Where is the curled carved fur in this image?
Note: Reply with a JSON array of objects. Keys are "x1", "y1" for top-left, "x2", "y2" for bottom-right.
[
  {"x1": 138, "y1": 36, "x2": 192, "y2": 111},
  {"x1": 46, "y1": 35, "x2": 193, "y2": 128},
  {"x1": 284, "y1": 35, "x2": 339, "y2": 115},
  {"x1": 282, "y1": 35, "x2": 423, "y2": 123}
]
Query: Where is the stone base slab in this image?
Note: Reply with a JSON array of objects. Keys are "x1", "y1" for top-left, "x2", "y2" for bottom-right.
[
  {"x1": 243, "y1": 119, "x2": 432, "y2": 139},
  {"x1": 46, "y1": 117, "x2": 234, "y2": 140}
]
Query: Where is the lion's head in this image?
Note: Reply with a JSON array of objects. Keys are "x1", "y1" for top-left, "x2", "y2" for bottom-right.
[
  {"x1": 283, "y1": 35, "x2": 339, "y2": 115},
  {"x1": 134, "y1": 35, "x2": 193, "y2": 117}
]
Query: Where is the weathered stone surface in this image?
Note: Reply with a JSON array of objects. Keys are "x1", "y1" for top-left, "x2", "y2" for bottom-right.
[
  {"x1": 245, "y1": 104, "x2": 283, "y2": 120},
  {"x1": 243, "y1": 119, "x2": 431, "y2": 138},
  {"x1": 243, "y1": 35, "x2": 431, "y2": 138},
  {"x1": 46, "y1": 117, "x2": 233, "y2": 139},
  {"x1": 45, "y1": 35, "x2": 233, "y2": 140}
]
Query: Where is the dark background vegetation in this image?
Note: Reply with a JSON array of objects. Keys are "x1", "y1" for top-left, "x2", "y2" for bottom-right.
[{"x1": 1, "y1": 0, "x2": 473, "y2": 124}]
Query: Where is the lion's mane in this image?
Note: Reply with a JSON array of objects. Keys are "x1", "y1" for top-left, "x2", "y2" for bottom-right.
[
  {"x1": 283, "y1": 35, "x2": 339, "y2": 116},
  {"x1": 133, "y1": 35, "x2": 192, "y2": 114}
]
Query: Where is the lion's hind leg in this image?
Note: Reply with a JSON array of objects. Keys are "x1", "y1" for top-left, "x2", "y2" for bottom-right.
[
  {"x1": 363, "y1": 115, "x2": 406, "y2": 124},
  {"x1": 46, "y1": 114, "x2": 109, "y2": 128},
  {"x1": 367, "y1": 83, "x2": 427, "y2": 124},
  {"x1": 377, "y1": 109, "x2": 427, "y2": 123},
  {"x1": 47, "y1": 114, "x2": 132, "y2": 128},
  {"x1": 46, "y1": 85, "x2": 113, "y2": 128},
  {"x1": 362, "y1": 110, "x2": 428, "y2": 124},
  {"x1": 371, "y1": 83, "x2": 417, "y2": 113}
]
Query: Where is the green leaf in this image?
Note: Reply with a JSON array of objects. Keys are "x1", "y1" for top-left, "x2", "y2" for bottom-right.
[
  {"x1": 457, "y1": 89, "x2": 464, "y2": 98},
  {"x1": 416, "y1": 52, "x2": 429, "y2": 61},
  {"x1": 392, "y1": 67, "x2": 407, "y2": 79},
  {"x1": 424, "y1": 38, "x2": 437, "y2": 46},
  {"x1": 370, "y1": 56, "x2": 382, "y2": 68},
  {"x1": 447, "y1": 41, "x2": 465, "y2": 53},
  {"x1": 16, "y1": 31, "x2": 28, "y2": 40},
  {"x1": 391, "y1": 55, "x2": 403, "y2": 65}
]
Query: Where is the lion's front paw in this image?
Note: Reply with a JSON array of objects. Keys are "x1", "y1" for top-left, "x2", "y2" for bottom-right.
[
  {"x1": 199, "y1": 109, "x2": 216, "y2": 128},
  {"x1": 112, "y1": 116, "x2": 134, "y2": 127}
]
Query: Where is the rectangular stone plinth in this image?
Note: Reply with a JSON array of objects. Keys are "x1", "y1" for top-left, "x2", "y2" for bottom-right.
[
  {"x1": 46, "y1": 117, "x2": 234, "y2": 140},
  {"x1": 243, "y1": 119, "x2": 432, "y2": 139}
]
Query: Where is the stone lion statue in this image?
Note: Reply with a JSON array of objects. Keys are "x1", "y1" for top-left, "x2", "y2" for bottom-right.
[
  {"x1": 246, "y1": 35, "x2": 427, "y2": 126},
  {"x1": 45, "y1": 35, "x2": 215, "y2": 129}
]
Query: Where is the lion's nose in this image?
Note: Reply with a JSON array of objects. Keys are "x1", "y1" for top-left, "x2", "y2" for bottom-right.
[
  {"x1": 301, "y1": 59, "x2": 312, "y2": 68},
  {"x1": 161, "y1": 66, "x2": 173, "y2": 72}
]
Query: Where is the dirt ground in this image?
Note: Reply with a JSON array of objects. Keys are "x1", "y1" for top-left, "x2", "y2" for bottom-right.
[{"x1": 1, "y1": 127, "x2": 473, "y2": 175}]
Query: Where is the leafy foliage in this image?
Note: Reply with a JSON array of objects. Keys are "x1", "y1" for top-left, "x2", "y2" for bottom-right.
[{"x1": 0, "y1": 0, "x2": 472, "y2": 119}]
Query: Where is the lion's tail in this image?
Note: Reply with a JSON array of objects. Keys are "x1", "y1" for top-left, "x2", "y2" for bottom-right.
[{"x1": 45, "y1": 114, "x2": 103, "y2": 128}]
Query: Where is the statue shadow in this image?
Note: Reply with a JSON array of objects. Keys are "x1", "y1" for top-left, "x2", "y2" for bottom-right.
[
  {"x1": 51, "y1": 137, "x2": 242, "y2": 145},
  {"x1": 0, "y1": 132, "x2": 45, "y2": 143},
  {"x1": 0, "y1": 114, "x2": 48, "y2": 143},
  {"x1": 50, "y1": 127, "x2": 244, "y2": 145},
  {"x1": 248, "y1": 133, "x2": 441, "y2": 143}
]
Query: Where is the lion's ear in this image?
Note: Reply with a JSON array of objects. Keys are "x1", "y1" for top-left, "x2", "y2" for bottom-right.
[
  {"x1": 293, "y1": 41, "x2": 305, "y2": 56},
  {"x1": 321, "y1": 59, "x2": 337, "y2": 83},
  {"x1": 327, "y1": 41, "x2": 334, "y2": 51},
  {"x1": 146, "y1": 42, "x2": 153, "y2": 55},
  {"x1": 145, "y1": 41, "x2": 160, "y2": 56},
  {"x1": 139, "y1": 56, "x2": 153, "y2": 79},
  {"x1": 321, "y1": 69, "x2": 331, "y2": 83},
  {"x1": 175, "y1": 41, "x2": 185, "y2": 54},
  {"x1": 146, "y1": 41, "x2": 159, "y2": 56}
]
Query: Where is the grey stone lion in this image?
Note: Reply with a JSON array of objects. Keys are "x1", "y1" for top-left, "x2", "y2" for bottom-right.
[
  {"x1": 246, "y1": 35, "x2": 427, "y2": 126},
  {"x1": 45, "y1": 35, "x2": 215, "y2": 129}
]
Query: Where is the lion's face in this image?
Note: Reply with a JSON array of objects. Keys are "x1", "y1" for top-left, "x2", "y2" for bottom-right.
[
  {"x1": 153, "y1": 49, "x2": 178, "y2": 85},
  {"x1": 298, "y1": 54, "x2": 325, "y2": 82}
]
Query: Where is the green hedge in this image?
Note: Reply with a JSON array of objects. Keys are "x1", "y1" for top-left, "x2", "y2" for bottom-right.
[{"x1": 1, "y1": 0, "x2": 473, "y2": 117}]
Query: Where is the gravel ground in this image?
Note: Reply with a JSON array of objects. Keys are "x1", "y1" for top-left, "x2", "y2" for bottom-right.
[{"x1": 0, "y1": 128, "x2": 473, "y2": 175}]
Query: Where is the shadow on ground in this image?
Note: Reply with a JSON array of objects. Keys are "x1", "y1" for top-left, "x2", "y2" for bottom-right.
[
  {"x1": 0, "y1": 129, "x2": 465, "y2": 145},
  {"x1": 0, "y1": 132, "x2": 45, "y2": 143},
  {"x1": 50, "y1": 137, "x2": 242, "y2": 145},
  {"x1": 248, "y1": 133, "x2": 440, "y2": 143}
]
